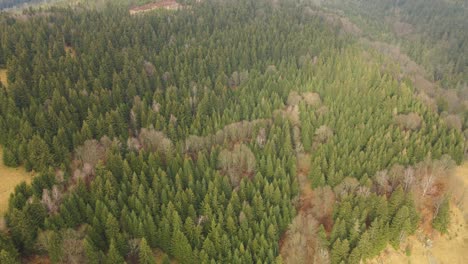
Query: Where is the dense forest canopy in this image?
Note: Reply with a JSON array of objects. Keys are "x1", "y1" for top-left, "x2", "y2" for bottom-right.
[
  {"x1": 0, "y1": 0, "x2": 48, "y2": 9},
  {"x1": 0, "y1": 0, "x2": 465, "y2": 263},
  {"x1": 323, "y1": 0, "x2": 467, "y2": 88}
]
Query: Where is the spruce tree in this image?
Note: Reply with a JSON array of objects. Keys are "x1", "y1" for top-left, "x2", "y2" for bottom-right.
[{"x1": 138, "y1": 238, "x2": 156, "y2": 264}]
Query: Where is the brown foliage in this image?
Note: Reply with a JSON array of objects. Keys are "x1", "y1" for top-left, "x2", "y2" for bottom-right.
[
  {"x1": 128, "y1": 127, "x2": 173, "y2": 158},
  {"x1": 443, "y1": 114, "x2": 462, "y2": 131},
  {"x1": 311, "y1": 186, "x2": 336, "y2": 231},
  {"x1": 184, "y1": 119, "x2": 270, "y2": 153},
  {"x1": 395, "y1": 112, "x2": 422, "y2": 131},
  {"x1": 334, "y1": 177, "x2": 359, "y2": 200},
  {"x1": 287, "y1": 91, "x2": 303, "y2": 106},
  {"x1": 75, "y1": 139, "x2": 106, "y2": 168},
  {"x1": 37, "y1": 229, "x2": 86, "y2": 264},
  {"x1": 314, "y1": 125, "x2": 333, "y2": 143},
  {"x1": 73, "y1": 137, "x2": 120, "y2": 183},
  {"x1": 218, "y1": 144, "x2": 256, "y2": 187},
  {"x1": 281, "y1": 213, "x2": 321, "y2": 264},
  {"x1": 287, "y1": 91, "x2": 322, "y2": 107},
  {"x1": 41, "y1": 185, "x2": 62, "y2": 214},
  {"x1": 143, "y1": 61, "x2": 156, "y2": 77},
  {"x1": 303, "y1": 92, "x2": 322, "y2": 107},
  {"x1": 228, "y1": 71, "x2": 248, "y2": 88}
]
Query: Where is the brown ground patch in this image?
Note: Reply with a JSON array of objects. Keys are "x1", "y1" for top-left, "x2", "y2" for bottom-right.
[
  {"x1": 0, "y1": 146, "x2": 34, "y2": 215},
  {"x1": 0, "y1": 68, "x2": 7, "y2": 87}
]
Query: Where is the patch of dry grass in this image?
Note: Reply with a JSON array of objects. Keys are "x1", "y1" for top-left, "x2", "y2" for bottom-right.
[
  {"x1": 0, "y1": 146, "x2": 33, "y2": 215},
  {"x1": 64, "y1": 45, "x2": 76, "y2": 58},
  {"x1": 0, "y1": 68, "x2": 7, "y2": 87}
]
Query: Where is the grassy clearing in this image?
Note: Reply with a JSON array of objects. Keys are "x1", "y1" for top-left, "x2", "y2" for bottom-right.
[
  {"x1": 0, "y1": 68, "x2": 7, "y2": 88},
  {"x1": 0, "y1": 146, "x2": 33, "y2": 215}
]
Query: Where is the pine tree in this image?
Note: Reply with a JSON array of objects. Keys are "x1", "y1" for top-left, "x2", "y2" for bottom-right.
[
  {"x1": 433, "y1": 197, "x2": 450, "y2": 233},
  {"x1": 330, "y1": 238, "x2": 350, "y2": 264},
  {"x1": 0, "y1": 250, "x2": 17, "y2": 264},
  {"x1": 138, "y1": 238, "x2": 156, "y2": 264},
  {"x1": 47, "y1": 231, "x2": 63, "y2": 264},
  {"x1": 27, "y1": 135, "x2": 53, "y2": 171},
  {"x1": 105, "y1": 240, "x2": 124, "y2": 264}
]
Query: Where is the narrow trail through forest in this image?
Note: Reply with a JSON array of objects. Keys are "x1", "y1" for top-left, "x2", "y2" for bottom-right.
[
  {"x1": 296, "y1": 153, "x2": 314, "y2": 214},
  {"x1": 279, "y1": 108, "x2": 319, "y2": 263}
]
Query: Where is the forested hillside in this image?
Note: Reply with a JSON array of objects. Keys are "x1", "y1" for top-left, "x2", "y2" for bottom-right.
[
  {"x1": 323, "y1": 0, "x2": 467, "y2": 87},
  {"x1": 0, "y1": 0, "x2": 37, "y2": 9},
  {"x1": 0, "y1": 0, "x2": 464, "y2": 263}
]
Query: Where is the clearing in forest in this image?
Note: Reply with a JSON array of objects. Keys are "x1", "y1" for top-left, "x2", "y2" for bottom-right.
[
  {"x1": 0, "y1": 146, "x2": 33, "y2": 215},
  {"x1": 64, "y1": 45, "x2": 76, "y2": 58},
  {"x1": 0, "y1": 68, "x2": 7, "y2": 87},
  {"x1": 129, "y1": 0, "x2": 182, "y2": 15}
]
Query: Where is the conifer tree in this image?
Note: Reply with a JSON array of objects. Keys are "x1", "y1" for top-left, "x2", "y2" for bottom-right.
[{"x1": 138, "y1": 238, "x2": 156, "y2": 264}]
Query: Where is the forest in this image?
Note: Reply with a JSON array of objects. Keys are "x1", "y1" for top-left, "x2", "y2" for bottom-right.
[
  {"x1": 0, "y1": 0, "x2": 46, "y2": 9},
  {"x1": 0, "y1": 0, "x2": 465, "y2": 263}
]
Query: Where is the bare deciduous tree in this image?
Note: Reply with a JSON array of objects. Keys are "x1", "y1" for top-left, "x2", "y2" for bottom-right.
[
  {"x1": 239, "y1": 70, "x2": 249, "y2": 84},
  {"x1": 61, "y1": 229, "x2": 86, "y2": 264},
  {"x1": 282, "y1": 213, "x2": 319, "y2": 264},
  {"x1": 229, "y1": 71, "x2": 240, "y2": 88},
  {"x1": 256, "y1": 127, "x2": 267, "y2": 148},
  {"x1": 403, "y1": 167, "x2": 415, "y2": 192},
  {"x1": 334, "y1": 177, "x2": 359, "y2": 199},
  {"x1": 143, "y1": 61, "x2": 156, "y2": 77},
  {"x1": 137, "y1": 127, "x2": 173, "y2": 158},
  {"x1": 287, "y1": 91, "x2": 303, "y2": 106},
  {"x1": 185, "y1": 120, "x2": 269, "y2": 152},
  {"x1": 395, "y1": 112, "x2": 422, "y2": 131},
  {"x1": 315, "y1": 125, "x2": 333, "y2": 144},
  {"x1": 388, "y1": 164, "x2": 405, "y2": 192},
  {"x1": 75, "y1": 139, "x2": 106, "y2": 168},
  {"x1": 375, "y1": 170, "x2": 390, "y2": 195},
  {"x1": 302, "y1": 92, "x2": 321, "y2": 107},
  {"x1": 312, "y1": 186, "x2": 336, "y2": 229},
  {"x1": 218, "y1": 144, "x2": 256, "y2": 187},
  {"x1": 443, "y1": 114, "x2": 462, "y2": 131}
]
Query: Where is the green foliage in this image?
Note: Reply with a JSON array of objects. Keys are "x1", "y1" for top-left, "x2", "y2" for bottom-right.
[
  {"x1": 0, "y1": 0, "x2": 463, "y2": 263},
  {"x1": 0, "y1": 250, "x2": 18, "y2": 264},
  {"x1": 106, "y1": 240, "x2": 124, "y2": 264},
  {"x1": 0, "y1": 233, "x2": 18, "y2": 264},
  {"x1": 325, "y1": 0, "x2": 468, "y2": 88},
  {"x1": 433, "y1": 197, "x2": 450, "y2": 234},
  {"x1": 138, "y1": 238, "x2": 156, "y2": 264},
  {"x1": 2, "y1": 147, "x2": 18, "y2": 167},
  {"x1": 7, "y1": 208, "x2": 37, "y2": 254},
  {"x1": 46, "y1": 231, "x2": 63, "y2": 264}
]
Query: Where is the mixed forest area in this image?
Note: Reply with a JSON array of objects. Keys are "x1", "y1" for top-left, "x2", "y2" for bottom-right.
[{"x1": 0, "y1": 0, "x2": 466, "y2": 263}]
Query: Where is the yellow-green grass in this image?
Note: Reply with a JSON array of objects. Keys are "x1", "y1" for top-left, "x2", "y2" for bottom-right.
[
  {"x1": 0, "y1": 68, "x2": 7, "y2": 87},
  {"x1": 0, "y1": 146, "x2": 33, "y2": 215}
]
